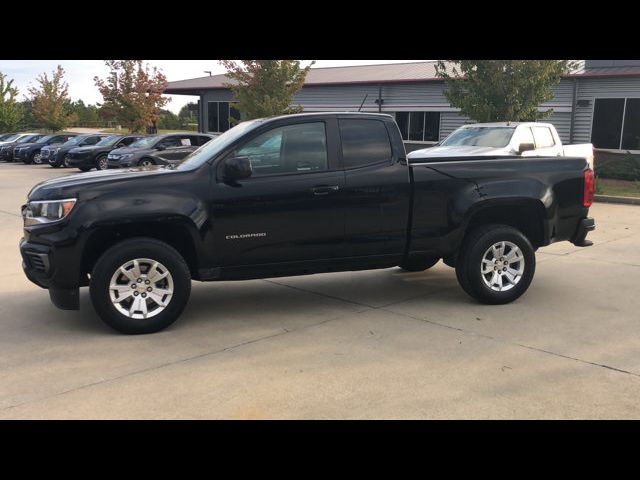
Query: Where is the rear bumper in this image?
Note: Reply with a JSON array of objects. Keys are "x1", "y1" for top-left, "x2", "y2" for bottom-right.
[{"x1": 571, "y1": 217, "x2": 595, "y2": 247}]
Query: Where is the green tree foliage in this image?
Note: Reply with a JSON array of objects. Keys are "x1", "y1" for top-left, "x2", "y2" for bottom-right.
[
  {"x1": 69, "y1": 99, "x2": 102, "y2": 126},
  {"x1": 178, "y1": 102, "x2": 197, "y2": 119},
  {"x1": 28, "y1": 65, "x2": 77, "y2": 131},
  {"x1": 435, "y1": 60, "x2": 576, "y2": 122},
  {"x1": 0, "y1": 72, "x2": 24, "y2": 132},
  {"x1": 219, "y1": 60, "x2": 314, "y2": 120},
  {"x1": 94, "y1": 60, "x2": 170, "y2": 133},
  {"x1": 156, "y1": 109, "x2": 183, "y2": 130}
]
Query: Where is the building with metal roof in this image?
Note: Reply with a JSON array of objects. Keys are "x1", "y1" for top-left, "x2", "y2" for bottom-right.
[{"x1": 165, "y1": 60, "x2": 640, "y2": 152}]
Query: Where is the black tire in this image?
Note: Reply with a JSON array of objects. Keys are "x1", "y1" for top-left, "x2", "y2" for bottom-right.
[
  {"x1": 89, "y1": 237, "x2": 192, "y2": 334},
  {"x1": 399, "y1": 257, "x2": 439, "y2": 272},
  {"x1": 78, "y1": 166, "x2": 91, "y2": 172},
  {"x1": 455, "y1": 224, "x2": 535, "y2": 305},
  {"x1": 140, "y1": 158, "x2": 155, "y2": 167},
  {"x1": 23, "y1": 152, "x2": 35, "y2": 165},
  {"x1": 32, "y1": 150, "x2": 43, "y2": 164},
  {"x1": 96, "y1": 154, "x2": 109, "y2": 171}
]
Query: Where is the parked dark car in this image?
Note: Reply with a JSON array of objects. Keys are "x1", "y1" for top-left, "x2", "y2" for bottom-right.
[
  {"x1": 107, "y1": 133, "x2": 214, "y2": 168},
  {"x1": 15, "y1": 134, "x2": 77, "y2": 164},
  {"x1": 0, "y1": 133, "x2": 17, "y2": 142},
  {"x1": 46, "y1": 134, "x2": 110, "y2": 168},
  {"x1": 66, "y1": 134, "x2": 146, "y2": 171},
  {"x1": 0, "y1": 134, "x2": 48, "y2": 162},
  {"x1": 20, "y1": 112, "x2": 595, "y2": 334}
]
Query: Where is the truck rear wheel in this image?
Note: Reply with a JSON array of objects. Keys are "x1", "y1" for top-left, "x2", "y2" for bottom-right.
[
  {"x1": 89, "y1": 238, "x2": 191, "y2": 334},
  {"x1": 399, "y1": 257, "x2": 439, "y2": 272},
  {"x1": 455, "y1": 224, "x2": 535, "y2": 304}
]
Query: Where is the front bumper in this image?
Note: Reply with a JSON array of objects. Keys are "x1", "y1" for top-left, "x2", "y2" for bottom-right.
[
  {"x1": 571, "y1": 217, "x2": 595, "y2": 247},
  {"x1": 20, "y1": 236, "x2": 82, "y2": 310},
  {"x1": 14, "y1": 150, "x2": 29, "y2": 162}
]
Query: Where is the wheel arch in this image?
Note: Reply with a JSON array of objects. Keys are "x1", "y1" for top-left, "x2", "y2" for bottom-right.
[
  {"x1": 463, "y1": 198, "x2": 548, "y2": 249},
  {"x1": 80, "y1": 220, "x2": 202, "y2": 283}
]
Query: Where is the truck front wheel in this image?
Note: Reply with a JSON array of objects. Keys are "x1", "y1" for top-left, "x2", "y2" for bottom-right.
[
  {"x1": 455, "y1": 224, "x2": 535, "y2": 304},
  {"x1": 89, "y1": 238, "x2": 191, "y2": 334}
]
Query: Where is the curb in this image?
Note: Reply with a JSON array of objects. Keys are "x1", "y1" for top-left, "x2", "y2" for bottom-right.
[{"x1": 594, "y1": 194, "x2": 640, "y2": 205}]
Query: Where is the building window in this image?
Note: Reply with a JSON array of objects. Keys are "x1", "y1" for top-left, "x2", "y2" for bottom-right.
[
  {"x1": 394, "y1": 112, "x2": 440, "y2": 142},
  {"x1": 591, "y1": 98, "x2": 640, "y2": 150},
  {"x1": 207, "y1": 102, "x2": 241, "y2": 133}
]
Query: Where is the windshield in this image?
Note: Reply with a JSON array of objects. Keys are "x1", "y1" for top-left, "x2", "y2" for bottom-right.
[
  {"x1": 62, "y1": 135, "x2": 89, "y2": 147},
  {"x1": 441, "y1": 126, "x2": 515, "y2": 148},
  {"x1": 129, "y1": 136, "x2": 158, "y2": 148},
  {"x1": 95, "y1": 135, "x2": 122, "y2": 147},
  {"x1": 37, "y1": 135, "x2": 55, "y2": 143},
  {"x1": 18, "y1": 134, "x2": 42, "y2": 144},
  {"x1": 177, "y1": 120, "x2": 264, "y2": 170},
  {"x1": 2, "y1": 134, "x2": 22, "y2": 142}
]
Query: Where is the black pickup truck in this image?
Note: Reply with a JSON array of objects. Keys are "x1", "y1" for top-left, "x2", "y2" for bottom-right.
[{"x1": 20, "y1": 113, "x2": 595, "y2": 334}]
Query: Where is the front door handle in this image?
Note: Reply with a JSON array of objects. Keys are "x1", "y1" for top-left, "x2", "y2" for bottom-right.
[{"x1": 312, "y1": 185, "x2": 340, "y2": 196}]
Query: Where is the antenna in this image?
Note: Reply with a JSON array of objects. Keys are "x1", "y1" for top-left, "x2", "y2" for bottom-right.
[{"x1": 358, "y1": 94, "x2": 369, "y2": 112}]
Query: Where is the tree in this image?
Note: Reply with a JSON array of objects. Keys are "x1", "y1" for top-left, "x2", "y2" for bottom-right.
[
  {"x1": 0, "y1": 72, "x2": 24, "y2": 133},
  {"x1": 219, "y1": 60, "x2": 314, "y2": 121},
  {"x1": 94, "y1": 60, "x2": 170, "y2": 133},
  {"x1": 28, "y1": 65, "x2": 77, "y2": 131},
  {"x1": 435, "y1": 60, "x2": 576, "y2": 122}
]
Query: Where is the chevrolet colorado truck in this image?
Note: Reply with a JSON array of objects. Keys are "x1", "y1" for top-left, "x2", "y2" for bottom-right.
[
  {"x1": 409, "y1": 122, "x2": 594, "y2": 169},
  {"x1": 20, "y1": 112, "x2": 595, "y2": 334}
]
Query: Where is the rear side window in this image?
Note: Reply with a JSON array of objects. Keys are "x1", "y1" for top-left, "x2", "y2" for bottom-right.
[
  {"x1": 532, "y1": 127, "x2": 555, "y2": 148},
  {"x1": 339, "y1": 119, "x2": 392, "y2": 168}
]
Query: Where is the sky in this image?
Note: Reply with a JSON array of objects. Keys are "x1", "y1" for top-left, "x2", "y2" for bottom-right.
[{"x1": 0, "y1": 60, "x2": 428, "y2": 115}]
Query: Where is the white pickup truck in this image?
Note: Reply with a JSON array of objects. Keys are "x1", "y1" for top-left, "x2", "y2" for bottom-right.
[{"x1": 408, "y1": 122, "x2": 594, "y2": 169}]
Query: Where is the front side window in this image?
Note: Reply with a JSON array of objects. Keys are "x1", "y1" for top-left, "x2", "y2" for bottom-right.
[
  {"x1": 511, "y1": 126, "x2": 535, "y2": 148},
  {"x1": 158, "y1": 137, "x2": 182, "y2": 148},
  {"x1": 532, "y1": 127, "x2": 555, "y2": 148},
  {"x1": 339, "y1": 119, "x2": 392, "y2": 168},
  {"x1": 235, "y1": 122, "x2": 328, "y2": 176}
]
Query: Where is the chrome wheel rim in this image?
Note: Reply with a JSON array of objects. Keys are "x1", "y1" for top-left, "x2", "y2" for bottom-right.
[
  {"x1": 98, "y1": 157, "x2": 108, "y2": 170},
  {"x1": 141, "y1": 160, "x2": 152, "y2": 166},
  {"x1": 33, "y1": 152, "x2": 42, "y2": 164},
  {"x1": 64, "y1": 156, "x2": 71, "y2": 167},
  {"x1": 109, "y1": 258, "x2": 174, "y2": 319},
  {"x1": 481, "y1": 241, "x2": 525, "y2": 292}
]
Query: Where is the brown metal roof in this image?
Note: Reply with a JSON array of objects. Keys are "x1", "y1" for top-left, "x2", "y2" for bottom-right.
[{"x1": 165, "y1": 60, "x2": 640, "y2": 94}]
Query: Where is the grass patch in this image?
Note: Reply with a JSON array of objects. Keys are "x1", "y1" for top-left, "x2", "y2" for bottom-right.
[{"x1": 595, "y1": 178, "x2": 640, "y2": 198}]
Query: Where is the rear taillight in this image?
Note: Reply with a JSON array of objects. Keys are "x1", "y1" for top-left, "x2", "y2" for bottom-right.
[{"x1": 584, "y1": 168, "x2": 595, "y2": 207}]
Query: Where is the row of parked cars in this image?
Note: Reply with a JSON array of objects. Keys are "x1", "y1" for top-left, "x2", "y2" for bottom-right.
[{"x1": 0, "y1": 132, "x2": 216, "y2": 171}]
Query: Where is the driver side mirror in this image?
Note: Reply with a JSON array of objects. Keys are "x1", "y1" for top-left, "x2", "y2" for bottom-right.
[
  {"x1": 224, "y1": 156, "x2": 252, "y2": 182},
  {"x1": 518, "y1": 143, "x2": 535, "y2": 154},
  {"x1": 156, "y1": 144, "x2": 166, "y2": 151}
]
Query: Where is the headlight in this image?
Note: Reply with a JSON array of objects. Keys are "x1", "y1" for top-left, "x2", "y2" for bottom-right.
[{"x1": 22, "y1": 198, "x2": 77, "y2": 226}]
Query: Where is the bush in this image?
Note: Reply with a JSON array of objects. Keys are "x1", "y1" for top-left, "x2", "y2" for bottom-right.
[{"x1": 594, "y1": 150, "x2": 640, "y2": 181}]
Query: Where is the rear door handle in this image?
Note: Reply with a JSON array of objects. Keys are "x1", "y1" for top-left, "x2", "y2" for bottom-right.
[{"x1": 312, "y1": 185, "x2": 340, "y2": 196}]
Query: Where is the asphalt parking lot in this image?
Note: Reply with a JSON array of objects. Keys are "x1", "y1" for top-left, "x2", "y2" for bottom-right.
[{"x1": 1, "y1": 162, "x2": 640, "y2": 419}]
